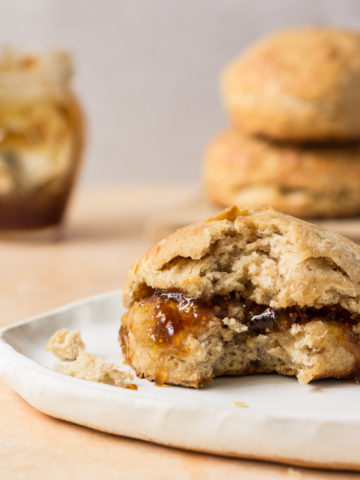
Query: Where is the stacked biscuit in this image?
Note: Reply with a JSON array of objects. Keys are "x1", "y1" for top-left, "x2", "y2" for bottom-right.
[{"x1": 204, "y1": 27, "x2": 360, "y2": 218}]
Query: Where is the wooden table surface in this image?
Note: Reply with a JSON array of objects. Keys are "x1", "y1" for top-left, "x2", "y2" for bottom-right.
[{"x1": 0, "y1": 185, "x2": 359, "y2": 480}]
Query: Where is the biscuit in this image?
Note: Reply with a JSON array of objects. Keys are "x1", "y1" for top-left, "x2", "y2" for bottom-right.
[
  {"x1": 221, "y1": 27, "x2": 360, "y2": 142},
  {"x1": 203, "y1": 129, "x2": 360, "y2": 218},
  {"x1": 120, "y1": 207, "x2": 360, "y2": 387}
]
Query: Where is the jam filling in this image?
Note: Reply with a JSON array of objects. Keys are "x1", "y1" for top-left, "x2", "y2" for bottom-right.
[
  {"x1": 119, "y1": 290, "x2": 360, "y2": 383},
  {"x1": 143, "y1": 291, "x2": 215, "y2": 347},
  {"x1": 140, "y1": 290, "x2": 360, "y2": 346}
]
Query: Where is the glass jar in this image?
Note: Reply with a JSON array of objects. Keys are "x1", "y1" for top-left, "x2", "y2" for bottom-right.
[{"x1": 0, "y1": 48, "x2": 84, "y2": 233}]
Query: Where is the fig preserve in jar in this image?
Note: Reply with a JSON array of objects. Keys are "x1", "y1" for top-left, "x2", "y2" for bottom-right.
[{"x1": 0, "y1": 49, "x2": 84, "y2": 231}]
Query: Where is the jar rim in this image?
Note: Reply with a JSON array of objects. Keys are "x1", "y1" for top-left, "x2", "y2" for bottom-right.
[{"x1": 0, "y1": 47, "x2": 73, "y2": 87}]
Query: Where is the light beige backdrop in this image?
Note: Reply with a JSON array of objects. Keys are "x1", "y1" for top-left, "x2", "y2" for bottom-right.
[{"x1": 0, "y1": 0, "x2": 360, "y2": 183}]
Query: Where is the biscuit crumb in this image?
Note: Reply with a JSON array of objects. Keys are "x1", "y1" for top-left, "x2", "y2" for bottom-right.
[
  {"x1": 287, "y1": 467, "x2": 303, "y2": 478},
  {"x1": 47, "y1": 329, "x2": 135, "y2": 389},
  {"x1": 233, "y1": 401, "x2": 248, "y2": 408},
  {"x1": 46, "y1": 328, "x2": 85, "y2": 361},
  {"x1": 56, "y1": 352, "x2": 133, "y2": 387},
  {"x1": 222, "y1": 317, "x2": 248, "y2": 333}
]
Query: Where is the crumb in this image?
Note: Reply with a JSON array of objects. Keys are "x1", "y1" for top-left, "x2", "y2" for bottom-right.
[
  {"x1": 56, "y1": 352, "x2": 133, "y2": 387},
  {"x1": 287, "y1": 467, "x2": 303, "y2": 478},
  {"x1": 222, "y1": 317, "x2": 248, "y2": 333},
  {"x1": 47, "y1": 329, "x2": 136, "y2": 389},
  {"x1": 233, "y1": 401, "x2": 248, "y2": 408},
  {"x1": 46, "y1": 328, "x2": 85, "y2": 361}
]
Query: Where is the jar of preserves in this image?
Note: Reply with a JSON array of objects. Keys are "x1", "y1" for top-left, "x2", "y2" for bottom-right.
[{"x1": 0, "y1": 48, "x2": 84, "y2": 233}]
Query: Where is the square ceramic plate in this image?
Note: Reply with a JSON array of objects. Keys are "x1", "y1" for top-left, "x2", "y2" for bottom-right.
[{"x1": 0, "y1": 290, "x2": 359, "y2": 471}]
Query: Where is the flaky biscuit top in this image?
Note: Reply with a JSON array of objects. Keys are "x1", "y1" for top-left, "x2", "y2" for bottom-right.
[
  {"x1": 221, "y1": 27, "x2": 360, "y2": 141},
  {"x1": 123, "y1": 207, "x2": 360, "y2": 314}
]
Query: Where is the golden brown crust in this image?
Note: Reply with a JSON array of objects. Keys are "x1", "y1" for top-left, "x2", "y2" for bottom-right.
[
  {"x1": 123, "y1": 207, "x2": 360, "y2": 313},
  {"x1": 221, "y1": 27, "x2": 360, "y2": 141},
  {"x1": 203, "y1": 129, "x2": 360, "y2": 218}
]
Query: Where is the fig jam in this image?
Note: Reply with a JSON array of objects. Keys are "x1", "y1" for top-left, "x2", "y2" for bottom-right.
[
  {"x1": 141, "y1": 290, "x2": 360, "y2": 346},
  {"x1": 120, "y1": 290, "x2": 360, "y2": 383},
  {"x1": 144, "y1": 291, "x2": 214, "y2": 346}
]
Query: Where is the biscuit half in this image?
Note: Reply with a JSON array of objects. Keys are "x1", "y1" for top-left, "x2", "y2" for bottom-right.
[
  {"x1": 221, "y1": 27, "x2": 360, "y2": 142},
  {"x1": 203, "y1": 129, "x2": 360, "y2": 218},
  {"x1": 120, "y1": 207, "x2": 360, "y2": 387}
]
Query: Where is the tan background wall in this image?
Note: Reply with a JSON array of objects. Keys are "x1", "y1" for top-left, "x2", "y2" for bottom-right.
[{"x1": 0, "y1": 0, "x2": 359, "y2": 183}]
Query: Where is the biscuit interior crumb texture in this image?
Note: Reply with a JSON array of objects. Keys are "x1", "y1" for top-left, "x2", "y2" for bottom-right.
[
  {"x1": 56, "y1": 352, "x2": 133, "y2": 387},
  {"x1": 47, "y1": 328, "x2": 133, "y2": 387},
  {"x1": 46, "y1": 328, "x2": 85, "y2": 361}
]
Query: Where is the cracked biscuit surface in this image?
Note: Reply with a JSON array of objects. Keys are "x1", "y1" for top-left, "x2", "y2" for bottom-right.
[
  {"x1": 121, "y1": 207, "x2": 360, "y2": 387},
  {"x1": 203, "y1": 129, "x2": 360, "y2": 218},
  {"x1": 221, "y1": 27, "x2": 360, "y2": 142}
]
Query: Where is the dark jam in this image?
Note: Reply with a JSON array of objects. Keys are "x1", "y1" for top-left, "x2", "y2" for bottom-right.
[
  {"x1": 140, "y1": 290, "x2": 360, "y2": 347},
  {"x1": 242, "y1": 302, "x2": 360, "y2": 334},
  {"x1": 146, "y1": 291, "x2": 214, "y2": 347}
]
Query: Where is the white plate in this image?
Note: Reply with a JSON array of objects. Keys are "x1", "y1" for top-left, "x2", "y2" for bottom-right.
[{"x1": 0, "y1": 290, "x2": 359, "y2": 470}]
